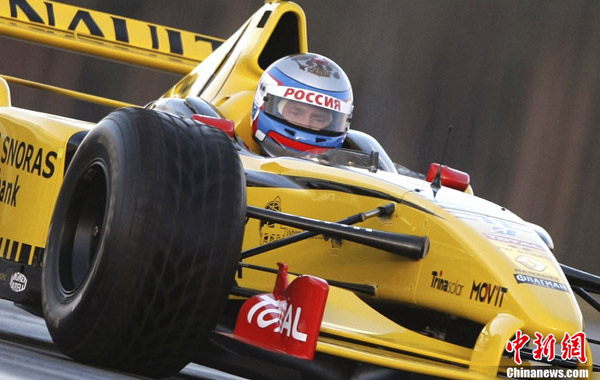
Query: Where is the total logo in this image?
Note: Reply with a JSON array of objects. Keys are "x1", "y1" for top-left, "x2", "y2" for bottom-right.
[
  {"x1": 233, "y1": 264, "x2": 329, "y2": 360},
  {"x1": 430, "y1": 270, "x2": 464, "y2": 296},
  {"x1": 245, "y1": 296, "x2": 307, "y2": 342}
]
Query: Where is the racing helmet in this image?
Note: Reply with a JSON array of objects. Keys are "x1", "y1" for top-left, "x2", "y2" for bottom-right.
[{"x1": 252, "y1": 53, "x2": 353, "y2": 157}]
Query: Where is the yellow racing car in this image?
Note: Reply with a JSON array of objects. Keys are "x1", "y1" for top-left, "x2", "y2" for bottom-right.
[{"x1": 0, "y1": 1, "x2": 598, "y2": 379}]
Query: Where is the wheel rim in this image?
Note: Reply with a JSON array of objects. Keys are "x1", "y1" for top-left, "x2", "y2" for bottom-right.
[{"x1": 58, "y1": 161, "x2": 108, "y2": 295}]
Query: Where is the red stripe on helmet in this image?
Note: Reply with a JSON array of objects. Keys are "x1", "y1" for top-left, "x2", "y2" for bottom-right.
[
  {"x1": 268, "y1": 73, "x2": 283, "y2": 85},
  {"x1": 268, "y1": 131, "x2": 330, "y2": 153}
]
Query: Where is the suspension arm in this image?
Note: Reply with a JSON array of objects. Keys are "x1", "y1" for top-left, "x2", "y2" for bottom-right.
[{"x1": 246, "y1": 206, "x2": 429, "y2": 260}]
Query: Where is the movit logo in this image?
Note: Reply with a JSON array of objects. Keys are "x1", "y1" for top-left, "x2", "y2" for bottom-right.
[
  {"x1": 430, "y1": 270, "x2": 464, "y2": 296},
  {"x1": 469, "y1": 281, "x2": 508, "y2": 307}
]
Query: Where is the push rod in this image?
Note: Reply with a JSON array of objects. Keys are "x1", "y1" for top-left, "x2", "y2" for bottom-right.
[
  {"x1": 246, "y1": 206, "x2": 428, "y2": 260},
  {"x1": 242, "y1": 203, "x2": 395, "y2": 259}
]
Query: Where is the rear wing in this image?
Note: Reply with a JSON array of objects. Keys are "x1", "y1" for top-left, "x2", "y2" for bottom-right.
[
  {"x1": 0, "y1": 0, "x2": 308, "y2": 114},
  {"x1": 0, "y1": 0, "x2": 223, "y2": 74}
]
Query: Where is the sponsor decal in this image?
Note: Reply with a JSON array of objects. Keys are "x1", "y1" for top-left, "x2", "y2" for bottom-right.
[
  {"x1": 469, "y1": 281, "x2": 508, "y2": 307},
  {"x1": 5, "y1": 0, "x2": 220, "y2": 56},
  {"x1": 245, "y1": 296, "x2": 308, "y2": 342},
  {"x1": 491, "y1": 226, "x2": 517, "y2": 236},
  {"x1": 514, "y1": 255, "x2": 546, "y2": 272},
  {"x1": 234, "y1": 263, "x2": 329, "y2": 360},
  {"x1": 450, "y1": 210, "x2": 529, "y2": 234},
  {"x1": 482, "y1": 233, "x2": 546, "y2": 252},
  {"x1": 513, "y1": 274, "x2": 569, "y2": 292},
  {"x1": 0, "y1": 133, "x2": 57, "y2": 178},
  {"x1": 0, "y1": 131, "x2": 60, "y2": 208},
  {"x1": 514, "y1": 267, "x2": 560, "y2": 282},
  {"x1": 260, "y1": 196, "x2": 288, "y2": 244},
  {"x1": 0, "y1": 170, "x2": 19, "y2": 207},
  {"x1": 259, "y1": 197, "x2": 322, "y2": 245},
  {"x1": 9, "y1": 272, "x2": 26, "y2": 293},
  {"x1": 430, "y1": 270, "x2": 464, "y2": 296}
]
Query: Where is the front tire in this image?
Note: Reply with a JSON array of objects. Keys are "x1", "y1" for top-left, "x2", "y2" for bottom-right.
[{"x1": 42, "y1": 108, "x2": 245, "y2": 377}]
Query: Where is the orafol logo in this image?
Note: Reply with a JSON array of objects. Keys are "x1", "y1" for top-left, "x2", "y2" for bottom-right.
[{"x1": 430, "y1": 270, "x2": 464, "y2": 296}]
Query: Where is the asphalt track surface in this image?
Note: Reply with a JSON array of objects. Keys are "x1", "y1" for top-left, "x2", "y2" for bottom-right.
[
  {"x1": 0, "y1": 299, "x2": 246, "y2": 380},
  {"x1": 0, "y1": 298, "x2": 597, "y2": 380}
]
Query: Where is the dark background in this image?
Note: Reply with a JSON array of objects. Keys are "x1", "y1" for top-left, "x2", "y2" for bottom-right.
[{"x1": 1, "y1": 0, "x2": 599, "y2": 275}]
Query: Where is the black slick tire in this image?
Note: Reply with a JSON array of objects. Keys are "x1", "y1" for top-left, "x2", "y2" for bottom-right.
[{"x1": 42, "y1": 107, "x2": 245, "y2": 377}]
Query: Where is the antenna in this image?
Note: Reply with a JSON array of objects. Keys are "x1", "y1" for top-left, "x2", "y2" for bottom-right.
[{"x1": 430, "y1": 125, "x2": 454, "y2": 195}]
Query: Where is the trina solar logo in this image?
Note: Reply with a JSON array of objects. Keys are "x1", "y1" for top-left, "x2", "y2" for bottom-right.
[{"x1": 430, "y1": 270, "x2": 464, "y2": 296}]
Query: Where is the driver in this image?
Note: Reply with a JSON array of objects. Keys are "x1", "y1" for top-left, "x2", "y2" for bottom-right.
[{"x1": 252, "y1": 53, "x2": 353, "y2": 157}]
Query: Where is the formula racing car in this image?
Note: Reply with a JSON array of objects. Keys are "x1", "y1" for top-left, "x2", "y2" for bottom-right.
[{"x1": 0, "y1": 1, "x2": 598, "y2": 379}]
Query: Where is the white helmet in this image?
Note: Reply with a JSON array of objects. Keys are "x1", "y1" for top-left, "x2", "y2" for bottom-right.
[{"x1": 252, "y1": 53, "x2": 353, "y2": 156}]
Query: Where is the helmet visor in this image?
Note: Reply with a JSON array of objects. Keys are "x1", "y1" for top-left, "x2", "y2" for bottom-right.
[{"x1": 263, "y1": 87, "x2": 351, "y2": 134}]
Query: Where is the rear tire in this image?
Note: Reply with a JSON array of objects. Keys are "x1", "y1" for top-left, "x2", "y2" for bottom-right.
[{"x1": 42, "y1": 107, "x2": 245, "y2": 377}]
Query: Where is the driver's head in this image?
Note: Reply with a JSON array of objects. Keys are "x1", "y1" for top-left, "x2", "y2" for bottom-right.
[
  {"x1": 279, "y1": 99, "x2": 333, "y2": 131},
  {"x1": 252, "y1": 53, "x2": 353, "y2": 157}
]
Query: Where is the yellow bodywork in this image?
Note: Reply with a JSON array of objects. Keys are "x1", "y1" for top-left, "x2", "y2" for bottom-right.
[
  {"x1": 0, "y1": 1, "x2": 594, "y2": 378},
  {"x1": 0, "y1": 102, "x2": 92, "y2": 264},
  {"x1": 0, "y1": 0, "x2": 220, "y2": 74}
]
